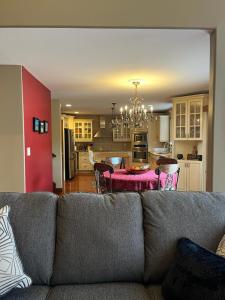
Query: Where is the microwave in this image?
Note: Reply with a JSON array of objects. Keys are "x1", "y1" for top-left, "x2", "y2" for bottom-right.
[{"x1": 133, "y1": 132, "x2": 147, "y2": 144}]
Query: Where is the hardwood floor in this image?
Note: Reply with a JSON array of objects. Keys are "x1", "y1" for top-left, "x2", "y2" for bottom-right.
[{"x1": 62, "y1": 172, "x2": 96, "y2": 194}]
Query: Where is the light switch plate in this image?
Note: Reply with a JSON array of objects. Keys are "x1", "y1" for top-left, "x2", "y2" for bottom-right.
[{"x1": 27, "y1": 147, "x2": 31, "y2": 157}]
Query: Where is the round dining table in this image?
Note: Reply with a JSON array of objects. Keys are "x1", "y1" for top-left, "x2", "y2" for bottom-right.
[{"x1": 103, "y1": 168, "x2": 177, "y2": 192}]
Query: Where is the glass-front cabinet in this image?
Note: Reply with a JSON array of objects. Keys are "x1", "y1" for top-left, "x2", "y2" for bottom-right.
[
  {"x1": 173, "y1": 95, "x2": 203, "y2": 140},
  {"x1": 113, "y1": 126, "x2": 131, "y2": 142},
  {"x1": 188, "y1": 99, "x2": 202, "y2": 139},
  {"x1": 174, "y1": 101, "x2": 187, "y2": 139},
  {"x1": 74, "y1": 119, "x2": 93, "y2": 142}
]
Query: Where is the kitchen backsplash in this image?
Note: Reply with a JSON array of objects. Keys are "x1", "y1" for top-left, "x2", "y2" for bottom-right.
[{"x1": 76, "y1": 140, "x2": 131, "y2": 152}]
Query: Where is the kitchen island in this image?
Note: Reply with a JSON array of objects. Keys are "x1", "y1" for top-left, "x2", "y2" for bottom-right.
[{"x1": 78, "y1": 151, "x2": 132, "y2": 171}]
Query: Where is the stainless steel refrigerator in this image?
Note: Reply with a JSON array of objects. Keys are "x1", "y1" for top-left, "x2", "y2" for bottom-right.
[{"x1": 64, "y1": 128, "x2": 75, "y2": 180}]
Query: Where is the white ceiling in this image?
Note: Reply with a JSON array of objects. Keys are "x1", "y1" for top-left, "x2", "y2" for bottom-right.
[{"x1": 0, "y1": 28, "x2": 210, "y2": 114}]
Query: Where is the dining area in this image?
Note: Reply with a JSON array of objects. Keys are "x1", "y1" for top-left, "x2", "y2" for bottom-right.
[{"x1": 93, "y1": 157, "x2": 180, "y2": 194}]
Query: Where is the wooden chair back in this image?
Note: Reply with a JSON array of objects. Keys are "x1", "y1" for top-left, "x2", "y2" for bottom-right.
[{"x1": 94, "y1": 163, "x2": 114, "y2": 193}]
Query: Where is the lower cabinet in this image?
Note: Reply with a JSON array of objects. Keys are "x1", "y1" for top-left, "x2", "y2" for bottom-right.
[
  {"x1": 78, "y1": 152, "x2": 93, "y2": 171},
  {"x1": 177, "y1": 160, "x2": 203, "y2": 191}
]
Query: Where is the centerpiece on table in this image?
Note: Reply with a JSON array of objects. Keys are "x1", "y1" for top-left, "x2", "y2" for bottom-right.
[{"x1": 126, "y1": 163, "x2": 150, "y2": 174}]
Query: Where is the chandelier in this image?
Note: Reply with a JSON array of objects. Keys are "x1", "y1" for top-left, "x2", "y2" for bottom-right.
[
  {"x1": 119, "y1": 81, "x2": 153, "y2": 128},
  {"x1": 109, "y1": 102, "x2": 120, "y2": 129}
]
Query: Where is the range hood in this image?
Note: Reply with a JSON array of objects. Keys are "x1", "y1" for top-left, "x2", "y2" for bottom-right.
[{"x1": 94, "y1": 116, "x2": 112, "y2": 138}]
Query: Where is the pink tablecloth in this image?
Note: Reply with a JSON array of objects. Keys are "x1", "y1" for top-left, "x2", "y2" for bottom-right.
[{"x1": 104, "y1": 169, "x2": 177, "y2": 192}]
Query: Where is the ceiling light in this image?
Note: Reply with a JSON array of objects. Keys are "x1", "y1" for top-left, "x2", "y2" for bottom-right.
[
  {"x1": 119, "y1": 81, "x2": 154, "y2": 128},
  {"x1": 74, "y1": 111, "x2": 79, "y2": 114},
  {"x1": 66, "y1": 104, "x2": 72, "y2": 107}
]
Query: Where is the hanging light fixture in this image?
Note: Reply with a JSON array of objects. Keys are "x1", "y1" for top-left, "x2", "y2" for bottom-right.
[
  {"x1": 109, "y1": 102, "x2": 120, "y2": 130},
  {"x1": 119, "y1": 81, "x2": 154, "y2": 128}
]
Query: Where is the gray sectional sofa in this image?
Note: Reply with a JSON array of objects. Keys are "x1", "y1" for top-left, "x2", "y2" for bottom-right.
[{"x1": 1, "y1": 191, "x2": 225, "y2": 299}]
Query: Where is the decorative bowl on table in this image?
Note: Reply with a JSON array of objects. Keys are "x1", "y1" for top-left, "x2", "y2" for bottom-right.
[{"x1": 126, "y1": 164, "x2": 150, "y2": 175}]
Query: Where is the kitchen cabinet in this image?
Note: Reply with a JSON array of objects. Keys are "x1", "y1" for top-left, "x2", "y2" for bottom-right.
[
  {"x1": 177, "y1": 160, "x2": 203, "y2": 191},
  {"x1": 173, "y1": 95, "x2": 204, "y2": 140},
  {"x1": 78, "y1": 152, "x2": 93, "y2": 171},
  {"x1": 74, "y1": 119, "x2": 93, "y2": 142},
  {"x1": 113, "y1": 126, "x2": 131, "y2": 142},
  {"x1": 160, "y1": 115, "x2": 170, "y2": 142}
]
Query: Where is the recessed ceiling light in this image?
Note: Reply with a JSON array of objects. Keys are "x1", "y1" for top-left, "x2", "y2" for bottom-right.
[{"x1": 65, "y1": 104, "x2": 72, "y2": 107}]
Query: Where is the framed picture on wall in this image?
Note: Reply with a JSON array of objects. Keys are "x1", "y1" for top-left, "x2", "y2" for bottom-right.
[
  {"x1": 33, "y1": 117, "x2": 40, "y2": 132},
  {"x1": 39, "y1": 121, "x2": 45, "y2": 134},
  {"x1": 44, "y1": 121, "x2": 48, "y2": 133}
]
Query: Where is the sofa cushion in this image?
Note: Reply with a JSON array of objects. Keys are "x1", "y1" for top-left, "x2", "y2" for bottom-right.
[
  {"x1": 142, "y1": 191, "x2": 225, "y2": 282},
  {"x1": 0, "y1": 192, "x2": 57, "y2": 285},
  {"x1": 51, "y1": 192, "x2": 144, "y2": 284},
  {"x1": 1, "y1": 286, "x2": 50, "y2": 300},
  {"x1": 48, "y1": 283, "x2": 151, "y2": 300}
]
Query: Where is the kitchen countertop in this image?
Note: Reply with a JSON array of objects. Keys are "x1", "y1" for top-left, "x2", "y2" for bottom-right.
[{"x1": 149, "y1": 151, "x2": 173, "y2": 157}]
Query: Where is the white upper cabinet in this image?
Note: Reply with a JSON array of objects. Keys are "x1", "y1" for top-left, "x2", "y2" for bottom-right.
[
  {"x1": 74, "y1": 119, "x2": 93, "y2": 142},
  {"x1": 159, "y1": 115, "x2": 170, "y2": 142},
  {"x1": 113, "y1": 125, "x2": 131, "y2": 142},
  {"x1": 188, "y1": 99, "x2": 202, "y2": 140},
  {"x1": 173, "y1": 94, "x2": 205, "y2": 140},
  {"x1": 174, "y1": 100, "x2": 188, "y2": 140}
]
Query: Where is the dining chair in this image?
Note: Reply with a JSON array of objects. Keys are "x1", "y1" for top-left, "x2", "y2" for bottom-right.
[
  {"x1": 155, "y1": 158, "x2": 180, "y2": 190},
  {"x1": 94, "y1": 162, "x2": 114, "y2": 194},
  {"x1": 105, "y1": 157, "x2": 125, "y2": 169}
]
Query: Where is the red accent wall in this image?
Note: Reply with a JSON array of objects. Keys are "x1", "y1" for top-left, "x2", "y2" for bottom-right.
[{"x1": 22, "y1": 67, "x2": 53, "y2": 192}]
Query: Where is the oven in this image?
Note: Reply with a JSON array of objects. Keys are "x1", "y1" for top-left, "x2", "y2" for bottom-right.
[
  {"x1": 132, "y1": 146, "x2": 148, "y2": 163},
  {"x1": 131, "y1": 131, "x2": 148, "y2": 163}
]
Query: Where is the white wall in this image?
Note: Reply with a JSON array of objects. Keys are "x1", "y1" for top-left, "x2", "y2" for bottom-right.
[
  {"x1": 0, "y1": 65, "x2": 25, "y2": 192},
  {"x1": 51, "y1": 99, "x2": 62, "y2": 189},
  {"x1": 0, "y1": 0, "x2": 225, "y2": 191}
]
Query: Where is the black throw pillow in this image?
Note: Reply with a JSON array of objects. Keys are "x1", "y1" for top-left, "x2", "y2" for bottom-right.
[{"x1": 162, "y1": 238, "x2": 225, "y2": 300}]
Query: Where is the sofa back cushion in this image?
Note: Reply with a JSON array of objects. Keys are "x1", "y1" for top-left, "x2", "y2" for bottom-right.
[
  {"x1": 51, "y1": 192, "x2": 145, "y2": 285},
  {"x1": 142, "y1": 191, "x2": 225, "y2": 283},
  {"x1": 0, "y1": 192, "x2": 57, "y2": 285}
]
